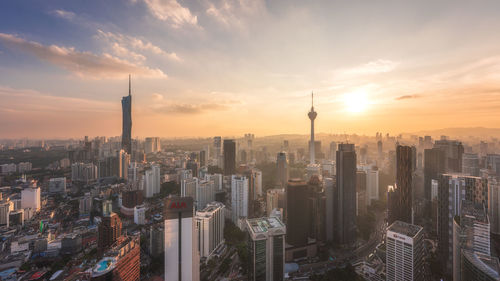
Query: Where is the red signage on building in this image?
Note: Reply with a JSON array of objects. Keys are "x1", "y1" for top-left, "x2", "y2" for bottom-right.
[{"x1": 170, "y1": 202, "x2": 187, "y2": 209}]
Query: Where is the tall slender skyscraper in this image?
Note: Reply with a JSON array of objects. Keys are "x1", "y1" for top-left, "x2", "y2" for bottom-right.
[
  {"x1": 308, "y1": 92, "x2": 317, "y2": 164},
  {"x1": 121, "y1": 75, "x2": 132, "y2": 154},
  {"x1": 223, "y1": 139, "x2": 236, "y2": 175},
  {"x1": 388, "y1": 145, "x2": 414, "y2": 225}
]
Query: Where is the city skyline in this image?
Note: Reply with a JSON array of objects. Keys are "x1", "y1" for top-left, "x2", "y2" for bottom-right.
[{"x1": 2, "y1": 1, "x2": 500, "y2": 138}]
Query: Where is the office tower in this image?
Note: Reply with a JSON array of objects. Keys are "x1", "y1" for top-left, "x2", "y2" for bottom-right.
[
  {"x1": 134, "y1": 206, "x2": 145, "y2": 225},
  {"x1": 0, "y1": 199, "x2": 13, "y2": 226},
  {"x1": 386, "y1": 220, "x2": 424, "y2": 281},
  {"x1": 329, "y1": 141, "x2": 337, "y2": 160},
  {"x1": 324, "y1": 177, "x2": 335, "y2": 242},
  {"x1": 253, "y1": 169, "x2": 263, "y2": 197},
  {"x1": 49, "y1": 177, "x2": 66, "y2": 194},
  {"x1": 462, "y1": 153, "x2": 480, "y2": 177},
  {"x1": 213, "y1": 137, "x2": 222, "y2": 167},
  {"x1": 181, "y1": 177, "x2": 198, "y2": 199},
  {"x1": 489, "y1": 177, "x2": 500, "y2": 235},
  {"x1": 360, "y1": 165, "x2": 379, "y2": 203},
  {"x1": 286, "y1": 179, "x2": 310, "y2": 246},
  {"x1": 231, "y1": 175, "x2": 249, "y2": 223},
  {"x1": 388, "y1": 145, "x2": 413, "y2": 225},
  {"x1": 223, "y1": 139, "x2": 236, "y2": 175},
  {"x1": 144, "y1": 137, "x2": 161, "y2": 154},
  {"x1": 460, "y1": 250, "x2": 500, "y2": 281},
  {"x1": 194, "y1": 202, "x2": 225, "y2": 259},
  {"x1": 424, "y1": 147, "x2": 446, "y2": 202},
  {"x1": 246, "y1": 217, "x2": 286, "y2": 281},
  {"x1": 266, "y1": 189, "x2": 284, "y2": 217},
  {"x1": 195, "y1": 180, "x2": 215, "y2": 210},
  {"x1": 438, "y1": 174, "x2": 487, "y2": 274},
  {"x1": 186, "y1": 160, "x2": 200, "y2": 178},
  {"x1": 91, "y1": 236, "x2": 140, "y2": 281},
  {"x1": 199, "y1": 150, "x2": 207, "y2": 167},
  {"x1": 79, "y1": 193, "x2": 93, "y2": 215},
  {"x1": 121, "y1": 75, "x2": 132, "y2": 154},
  {"x1": 486, "y1": 154, "x2": 500, "y2": 177},
  {"x1": 164, "y1": 197, "x2": 199, "y2": 281},
  {"x1": 434, "y1": 139, "x2": 464, "y2": 173},
  {"x1": 334, "y1": 143, "x2": 357, "y2": 245},
  {"x1": 308, "y1": 178, "x2": 326, "y2": 241},
  {"x1": 377, "y1": 140, "x2": 383, "y2": 159},
  {"x1": 21, "y1": 186, "x2": 41, "y2": 211},
  {"x1": 276, "y1": 152, "x2": 288, "y2": 188},
  {"x1": 308, "y1": 92, "x2": 317, "y2": 164},
  {"x1": 453, "y1": 201, "x2": 491, "y2": 281},
  {"x1": 98, "y1": 212, "x2": 123, "y2": 252},
  {"x1": 149, "y1": 224, "x2": 164, "y2": 258},
  {"x1": 356, "y1": 170, "x2": 367, "y2": 215},
  {"x1": 144, "y1": 164, "x2": 160, "y2": 198},
  {"x1": 71, "y1": 162, "x2": 97, "y2": 183},
  {"x1": 205, "y1": 173, "x2": 223, "y2": 191}
]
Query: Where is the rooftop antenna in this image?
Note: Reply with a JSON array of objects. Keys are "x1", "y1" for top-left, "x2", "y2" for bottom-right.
[
  {"x1": 311, "y1": 91, "x2": 314, "y2": 109},
  {"x1": 128, "y1": 74, "x2": 131, "y2": 96}
]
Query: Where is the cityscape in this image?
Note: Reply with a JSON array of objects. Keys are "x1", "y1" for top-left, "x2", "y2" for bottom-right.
[{"x1": 2, "y1": 1, "x2": 500, "y2": 281}]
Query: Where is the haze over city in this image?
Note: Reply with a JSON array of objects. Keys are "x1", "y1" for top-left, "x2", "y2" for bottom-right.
[{"x1": 2, "y1": 0, "x2": 500, "y2": 138}]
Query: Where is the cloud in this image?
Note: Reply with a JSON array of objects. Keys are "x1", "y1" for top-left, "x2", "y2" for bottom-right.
[
  {"x1": 96, "y1": 30, "x2": 181, "y2": 62},
  {"x1": 153, "y1": 102, "x2": 229, "y2": 114},
  {"x1": 344, "y1": 59, "x2": 399, "y2": 75},
  {"x1": 143, "y1": 0, "x2": 198, "y2": 28},
  {"x1": 0, "y1": 33, "x2": 166, "y2": 79},
  {"x1": 51, "y1": 9, "x2": 76, "y2": 20},
  {"x1": 395, "y1": 94, "x2": 421, "y2": 100},
  {"x1": 151, "y1": 93, "x2": 164, "y2": 101},
  {"x1": 206, "y1": 0, "x2": 266, "y2": 30}
]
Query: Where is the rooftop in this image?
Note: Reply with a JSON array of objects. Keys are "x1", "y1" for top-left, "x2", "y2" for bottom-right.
[
  {"x1": 462, "y1": 249, "x2": 500, "y2": 279},
  {"x1": 246, "y1": 217, "x2": 285, "y2": 235},
  {"x1": 387, "y1": 220, "x2": 423, "y2": 238}
]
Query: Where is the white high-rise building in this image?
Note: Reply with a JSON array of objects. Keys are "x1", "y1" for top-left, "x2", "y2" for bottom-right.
[
  {"x1": 134, "y1": 206, "x2": 146, "y2": 225},
  {"x1": 0, "y1": 200, "x2": 14, "y2": 226},
  {"x1": 266, "y1": 189, "x2": 284, "y2": 217},
  {"x1": 205, "y1": 174, "x2": 223, "y2": 191},
  {"x1": 386, "y1": 220, "x2": 424, "y2": 281},
  {"x1": 246, "y1": 217, "x2": 286, "y2": 281},
  {"x1": 145, "y1": 137, "x2": 161, "y2": 154},
  {"x1": 252, "y1": 169, "x2": 263, "y2": 197},
  {"x1": 21, "y1": 187, "x2": 41, "y2": 211},
  {"x1": 79, "y1": 193, "x2": 92, "y2": 215},
  {"x1": 49, "y1": 177, "x2": 66, "y2": 194},
  {"x1": 359, "y1": 165, "x2": 379, "y2": 203},
  {"x1": 195, "y1": 202, "x2": 225, "y2": 259},
  {"x1": 71, "y1": 163, "x2": 97, "y2": 183},
  {"x1": 181, "y1": 177, "x2": 199, "y2": 199},
  {"x1": 164, "y1": 197, "x2": 199, "y2": 281},
  {"x1": 196, "y1": 180, "x2": 215, "y2": 210},
  {"x1": 128, "y1": 162, "x2": 138, "y2": 183},
  {"x1": 144, "y1": 164, "x2": 160, "y2": 198},
  {"x1": 231, "y1": 175, "x2": 249, "y2": 224}
]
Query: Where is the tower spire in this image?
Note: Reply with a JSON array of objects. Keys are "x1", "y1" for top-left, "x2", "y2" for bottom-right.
[
  {"x1": 128, "y1": 74, "x2": 131, "y2": 96},
  {"x1": 311, "y1": 91, "x2": 314, "y2": 109}
]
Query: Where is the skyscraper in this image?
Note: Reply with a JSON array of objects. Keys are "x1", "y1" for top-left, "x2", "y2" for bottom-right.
[
  {"x1": 98, "y1": 212, "x2": 123, "y2": 253},
  {"x1": 424, "y1": 147, "x2": 446, "y2": 203},
  {"x1": 246, "y1": 217, "x2": 286, "y2": 281},
  {"x1": 223, "y1": 139, "x2": 236, "y2": 175},
  {"x1": 276, "y1": 152, "x2": 288, "y2": 188},
  {"x1": 286, "y1": 179, "x2": 310, "y2": 247},
  {"x1": 121, "y1": 75, "x2": 132, "y2": 155},
  {"x1": 163, "y1": 197, "x2": 199, "y2": 281},
  {"x1": 308, "y1": 92, "x2": 317, "y2": 164},
  {"x1": 194, "y1": 202, "x2": 225, "y2": 259},
  {"x1": 386, "y1": 220, "x2": 424, "y2": 281},
  {"x1": 334, "y1": 143, "x2": 357, "y2": 246},
  {"x1": 391, "y1": 145, "x2": 414, "y2": 225},
  {"x1": 231, "y1": 175, "x2": 249, "y2": 224}
]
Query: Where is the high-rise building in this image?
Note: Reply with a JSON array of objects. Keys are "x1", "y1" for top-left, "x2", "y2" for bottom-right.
[
  {"x1": 149, "y1": 224, "x2": 164, "y2": 258},
  {"x1": 195, "y1": 180, "x2": 215, "y2": 210},
  {"x1": 308, "y1": 92, "x2": 317, "y2": 164},
  {"x1": 98, "y1": 212, "x2": 123, "y2": 252},
  {"x1": 163, "y1": 197, "x2": 199, "y2": 281},
  {"x1": 388, "y1": 145, "x2": 414, "y2": 225},
  {"x1": 91, "y1": 236, "x2": 140, "y2": 281},
  {"x1": 424, "y1": 147, "x2": 446, "y2": 203},
  {"x1": 213, "y1": 137, "x2": 222, "y2": 167},
  {"x1": 21, "y1": 186, "x2": 41, "y2": 211},
  {"x1": 266, "y1": 188, "x2": 284, "y2": 217},
  {"x1": 356, "y1": 170, "x2": 367, "y2": 215},
  {"x1": 434, "y1": 139, "x2": 464, "y2": 173},
  {"x1": 79, "y1": 193, "x2": 93, "y2": 215},
  {"x1": 181, "y1": 177, "x2": 198, "y2": 199},
  {"x1": 246, "y1": 217, "x2": 286, "y2": 281},
  {"x1": 438, "y1": 174, "x2": 487, "y2": 275},
  {"x1": 386, "y1": 220, "x2": 424, "y2": 281},
  {"x1": 462, "y1": 153, "x2": 480, "y2": 177},
  {"x1": 329, "y1": 141, "x2": 337, "y2": 161},
  {"x1": 324, "y1": 177, "x2": 335, "y2": 242},
  {"x1": 489, "y1": 177, "x2": 500, "y2": 235},
  {"x1": 286, "y1": 179, "x2": 310, "y2": 247},
  {"x1": 144, "y1": 164, "x2": 160, "y2": 198},
  {"x1": 276, "y1": 152, "x2": 288, "y2": 188},
  {"x1": 71, "y1": 162, "x2": 97, "y2": 183},
  {"x1": 231, "y1": 175, "x2": 249, "y2": 223},
  {"x1": 144, "y1": 137, "x2": 161, "y2": 154},
  {"x1": 223, "y1": 140, "x2": 236, "y2": 175},
  {"x1": 194, "y1": 202, "x2": 225, "y2": 259},
  {"x1": 49, "y1": 177, "x2": 66, "y2": 194},
  {"x1": 121, "y1": 75, "x2": 132, "y2": 154},
  {"x1": 134, "y1": 206, "x2": 146, "y2": 225},
  {"x1": 460, "y1": 250, "x2": 500, "y2": 281},
  {"x1": 0, "y1": 199, "x2": 13, "y2": 226},
  {"x1": 334, "y1": 143, "x2": 357, "y2": 246}
]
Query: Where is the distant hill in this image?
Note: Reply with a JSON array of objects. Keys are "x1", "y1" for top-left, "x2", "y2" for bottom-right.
[{"x1": 405, "y1": 127, "x2": 500, "y2": 139}]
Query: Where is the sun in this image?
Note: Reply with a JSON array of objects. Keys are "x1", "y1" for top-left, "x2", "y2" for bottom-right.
[{"x1": 343, "y1": 89, "x2": 369, "y2": 113}]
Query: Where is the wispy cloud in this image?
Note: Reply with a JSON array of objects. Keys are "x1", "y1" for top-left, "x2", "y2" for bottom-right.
[
  {"x1": 0, "y1": 33, "x2": 166, "y2": 79},
  {"x1": 152, "y1": 102, "x2": 229, "y2": 114},
  {"x1": 395, "y1": 94, "x2": 421, "y2": 100},
  {"x1": 344, "y1": 59, "x2": 399, "y2": 75},
  {"x1": 50, "y1": 9, "x2": 76, "y2": 20},
  {"x1": 205, "y1": 0, "x2": 266, "y2": 30},
  {"x1": 96, "y1": 29, "x2": 181, "y2": 62},
  {"x1": 143, "y1": 0, "x2": 198, "y2": 28}
]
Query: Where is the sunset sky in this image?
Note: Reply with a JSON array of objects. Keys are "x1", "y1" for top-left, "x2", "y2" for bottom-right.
[{"x1": 1, "y1": 0, "x2": 500, "y2": 138}]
